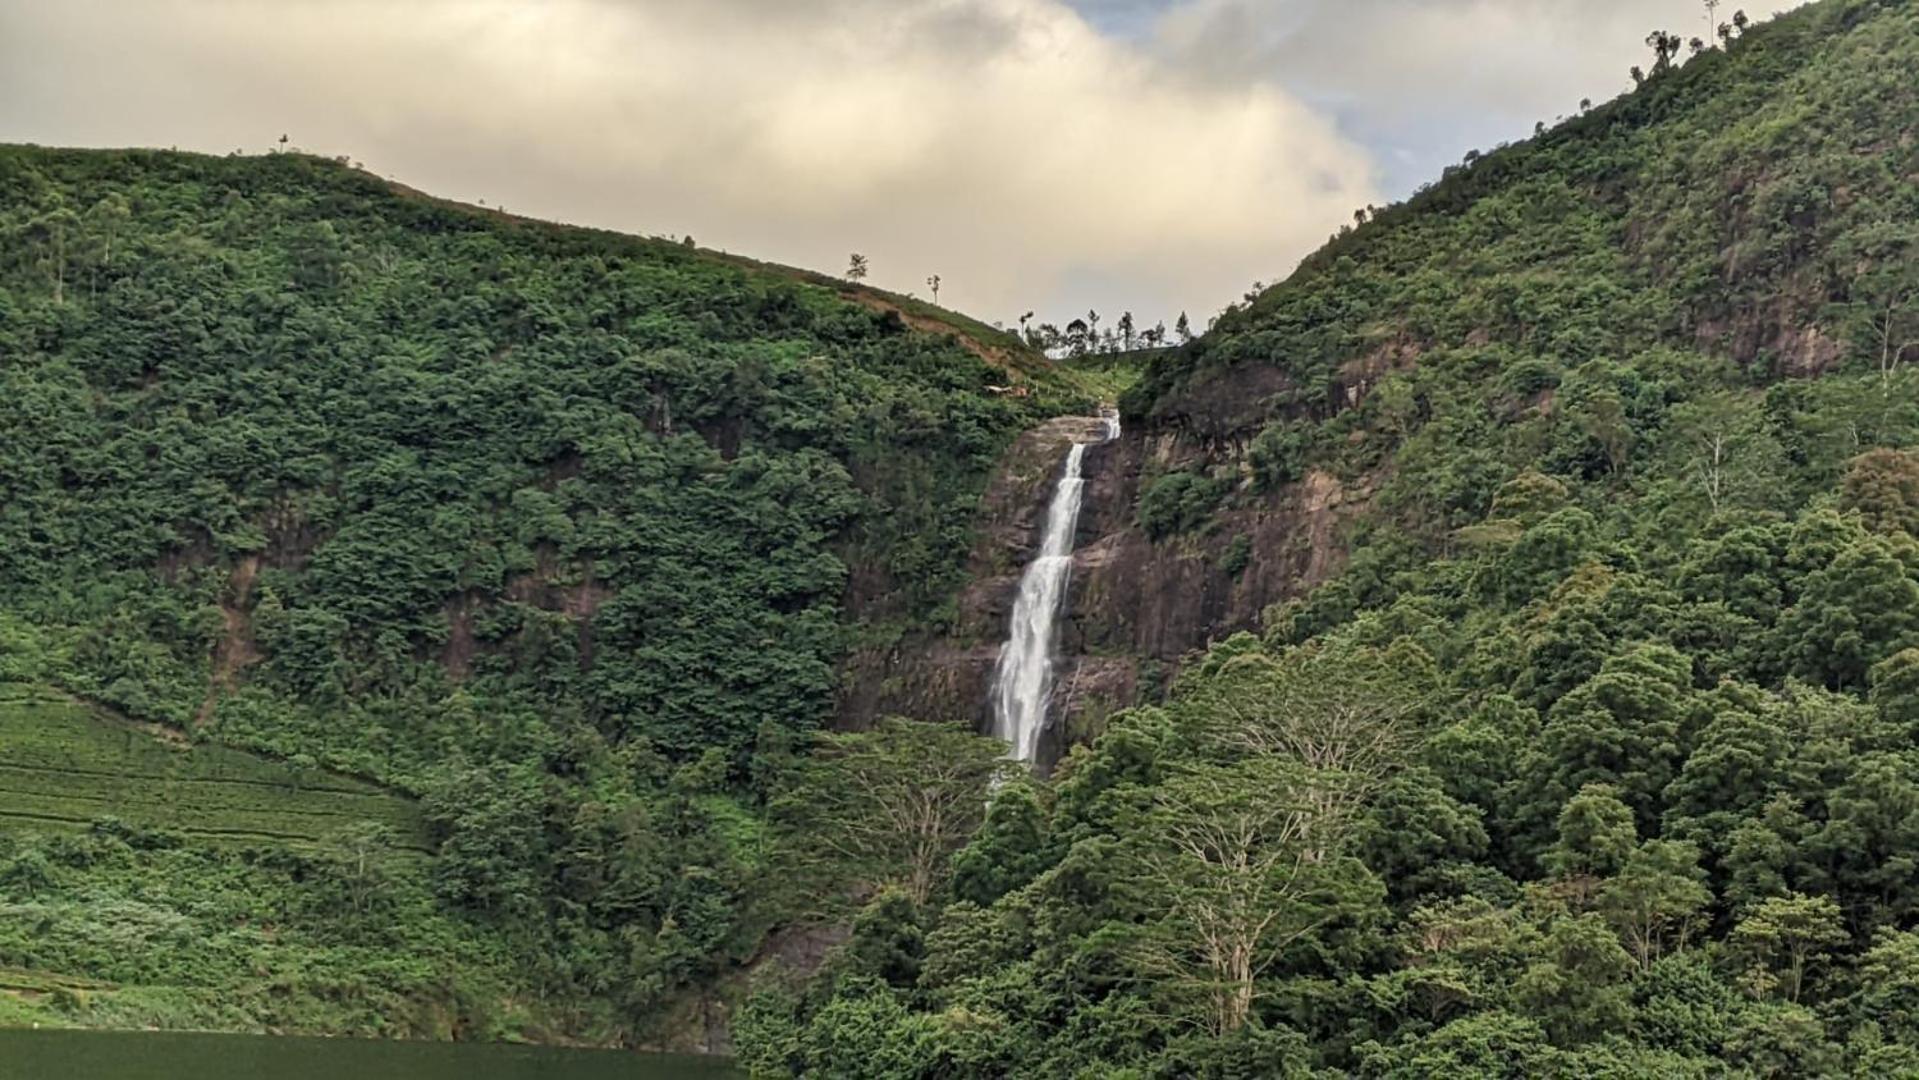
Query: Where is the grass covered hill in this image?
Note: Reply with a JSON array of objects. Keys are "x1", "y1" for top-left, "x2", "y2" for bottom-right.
[
  {"x1": 0, "y1": 685, "x2": 426, "y2": 850},
  {"x1": 0, "y1": 145, "x2": 1092, "y2": 1039},
  {"x1": 742, "y1": 1, "x2": 1919, "y2": 1075},
  {"x1": 1129, "y1": 0, "x2": 1915, "y2": 445}
]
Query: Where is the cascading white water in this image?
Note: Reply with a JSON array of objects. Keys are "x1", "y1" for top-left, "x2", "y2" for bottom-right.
[{"x1": 992, "y1": 410, "x2": 1121, "y2": 765}]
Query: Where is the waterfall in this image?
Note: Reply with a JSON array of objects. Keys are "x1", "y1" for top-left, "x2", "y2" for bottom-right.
[{"x1": 991, "y1": 410, "x2": 1121, "y2": 765}]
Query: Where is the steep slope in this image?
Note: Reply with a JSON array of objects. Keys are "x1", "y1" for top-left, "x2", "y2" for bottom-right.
[
  {"x1": 744, "y1": 2, "x2": 1919, "y2": 1075},
  {"x1": 1030, "y1": 0, "x2": 1919, "y2": 732},
  {"x1": 0, "y1": 146, "x2": 1090, "y2": 1040}
]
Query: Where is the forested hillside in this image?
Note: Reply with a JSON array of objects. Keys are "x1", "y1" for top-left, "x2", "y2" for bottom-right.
[
  {"x1": 0, "y1": 145, "x2": 1090, "y2": 1039},
  {"x1": 744, "y1": 0, "x2": 1919, "y2": 1075}
]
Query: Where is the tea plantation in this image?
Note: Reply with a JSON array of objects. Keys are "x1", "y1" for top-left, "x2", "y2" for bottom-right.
[{"x1": 0, "y1": 685, "x2": 425, "y2": 850}]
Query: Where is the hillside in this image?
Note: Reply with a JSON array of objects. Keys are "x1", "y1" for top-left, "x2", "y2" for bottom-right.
[
  {"x1": 0, "y1": 685, "x2": 426, "y2": 849},
  {"x1": 0, "y1": 145, "x2": 1093, "y2": 1041},
  {"x1": 1014, "y1": 0, "x2": 1919, "y2": 735},
  {"x1": 1129, "y1": 0, "x2": 1913, "y2": 437},
  {"x1": 741, "y1": 1, "x2": 1919, "y2": 1076}
]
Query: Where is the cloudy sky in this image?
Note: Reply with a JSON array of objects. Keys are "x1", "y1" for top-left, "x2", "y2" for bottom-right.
[{"x1": 0, "y1": 0, "x2": 1799, "y2": 327}]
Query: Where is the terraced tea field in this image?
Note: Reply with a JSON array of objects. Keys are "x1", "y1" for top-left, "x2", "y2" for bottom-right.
[{"x1": 0, "y1": 685, "x2": 429, "y2": 851}]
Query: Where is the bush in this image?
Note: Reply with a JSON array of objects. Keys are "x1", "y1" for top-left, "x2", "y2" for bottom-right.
[
  {"x1": 1250, "y1": 423, "x2": 1316, "y2": 490},
  {"x1": 1137, "y1": 470, "x2": 1229, "y2": 539},
  {"x1": 1220, "y1": 535, "x2": 1254, "y2": 577}
]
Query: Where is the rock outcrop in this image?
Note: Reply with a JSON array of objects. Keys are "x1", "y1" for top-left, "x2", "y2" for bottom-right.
[{"x1": 837, "y1": 413, "x2": 1370, "y2": 763}]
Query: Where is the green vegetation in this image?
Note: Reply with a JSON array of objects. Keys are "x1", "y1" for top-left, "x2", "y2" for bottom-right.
[
  {"x1": 0, "y1": 817, "x2": 580, "y2": 1038},
  {"x1": 0, "y1": 685, "x2": 425, "y2": 848},
  {"x1": 0, "y1": 143, "x2": 1088, "y2": 1041},
  {"x1": 1056, "y1": 349, "x2": 1150, "y2": 403},
  {"x1": 5, "y1": 0, "x2": 1919, "y2": 1066},
  {"x1": 1129, "y1": 0, "x2": 1918, "y2": 442},
  {"x1": 1136, "y1": 468, "x2": 1232, "y2": 539},
  {"x1": 740, "y1": 1, "x2": 1919, "y2": 1074}
]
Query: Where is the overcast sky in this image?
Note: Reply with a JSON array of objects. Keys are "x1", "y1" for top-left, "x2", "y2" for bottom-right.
[{"x1": 0, "y1": 0, "x2": 1800, "y2": 328}]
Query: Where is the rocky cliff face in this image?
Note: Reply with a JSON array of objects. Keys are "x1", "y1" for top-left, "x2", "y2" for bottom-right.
[
  {"x1": 836, "y1": 415, "x2": 1099, "y2": 736},
  {"x1": 837, "y1": 412, "x2": 1369, "y2": 763}
]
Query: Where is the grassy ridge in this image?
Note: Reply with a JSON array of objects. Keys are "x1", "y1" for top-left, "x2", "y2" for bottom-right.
[{"x1": 0, "y1": 685, "x2": 425, "y2": 850}]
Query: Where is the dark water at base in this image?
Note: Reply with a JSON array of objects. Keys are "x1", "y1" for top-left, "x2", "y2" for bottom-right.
[{"x1": 0, "y1": 1029, "x2": 742, "y2": 1080}]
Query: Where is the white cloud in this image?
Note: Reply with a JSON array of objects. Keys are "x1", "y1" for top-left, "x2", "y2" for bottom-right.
[
  {"x1": 0, "y1": 0, "x2": 1382, "y2": 325},
  {"x1": 1149, "y1": 0, "x2": 1808, "y2": 190},
  {"x1": 1, "y1": 0, "x2": 1817, "y2": 324}
]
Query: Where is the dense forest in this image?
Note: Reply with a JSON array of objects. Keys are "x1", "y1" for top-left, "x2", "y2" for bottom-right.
[
  {"x1": 0, "y1": 145, "x2": 1094, "y2": 1038},
  {"x1": 742, "y1": 0, "x2": 1919, "y2": 1075}
]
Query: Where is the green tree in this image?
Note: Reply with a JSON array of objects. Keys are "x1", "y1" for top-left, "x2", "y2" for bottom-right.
[
  {"x1": 1358, "y1": 766, "x2": 1490, "y2": 903},
  {"x1": 1800, "y1": 751, "x2": 1919, "y2": 929},
  {"x1": 1662, "y1": 684, "x2": 1790, "y2": 860},
  {"x1": 1722, "y1": 1002, "x2": 1841, "y2": 1078},
  {"x1": 1676, "y1": 521, "x2": 1790, "y2": 625},
  {"x1": 25, "y1": 202, "x2": 78, "y2": 304},
  {"x1": 1116, "y1": 756, "x2": 1378, "y2": 1035},
  {"x1": 1513, "y1": 596, "x2": 1611, "y2": 709},
  {"x1": 1599, "y1": 840, "x2": 1712, "y2": 969},
  {"x1": 326, "y1": 821, "x2": 397, "y2": 916},
  {"x1": 1728, "y1": 892, "x2": 1847, "y2": 1002},
  {"x1": 1841, "y1": 448, "x2": 1919, "y2": 536},
  {"x1": 1544, "y1": 783, "x2": 1639, "y2": 903},
  {"x1": 1855, "y1": 929, "x2": 1919, "y2": 1044},
  {"x1": 1491, "y1": 508, "x2": 1599, "y2": 605},
  {"x1": 1357, "y1": 1010, "x2": 1555, "y2": 1077},
  {"x1": 1646, "y1": 29, "x2": 1683, "y2": 73},
  {"x1": 785, "y1": 976, "x2": 944, "y2": 1079},
  {"x1": 1777, "y1": 534, "x2": 1919, "y2": 689},
  {"x1": 422, "y1": 761, "x2": 548, "y2": 920},
  {"x1": 1376, "y1": 898, "x2": 1532, "y2": 1028},
  {"x1": 0, "y1": 848, "x2": 54, "y2": 899},
  {"x1": 838, "y1": 888, "x2": 927, "y2": 989},
  {"x1": 1489, "y1": 470, "x2": 1570, "y2": 523},
  {"x1": 1180, "y1": 635, "x2": 1436, "y2": 838},
  {"x1": 1421, "y1": 696, "x2": 1531, "y2": 823},
  {"x1": 947, "y1": 778, "x2": 1051, "y2": 905},
  {"x1": 1869, "y1": 646, "x2": 1919, "y2": 737},
  {"x1": 1665, "y1": 395, "x2": 1785, "y2": 513},
  {"x1": 1529, "y1": 645, "x2": 1694, "y2": 833},
  {"x1": 1834, "y1": 228, "x2": 1919, "y2": 386},
  {"x1": 1136, "y1": 469, "x2": 1227, "y2": 539},
  {"x1": 1720, "y1": 797, "x2": 1813, "y2": 910},
  {"x1": 1514, "y1": 914, "x2": 1636, "y2": 1046},
  {"x1": 81, "y1": 191, "x2": 131, "y2": 300},
  {"x1": 773, "y1": 718, "x2": 1011, "y2": 906}
]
